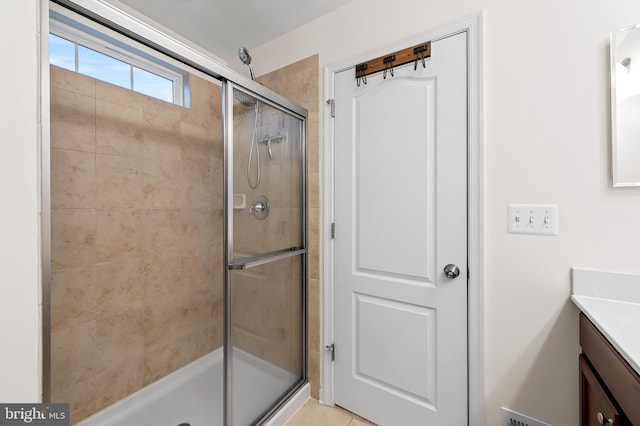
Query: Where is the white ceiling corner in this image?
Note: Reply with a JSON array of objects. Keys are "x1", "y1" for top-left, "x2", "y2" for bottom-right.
[{"x1": 103, "y1": 0, "x2": 355, "y2": 62}]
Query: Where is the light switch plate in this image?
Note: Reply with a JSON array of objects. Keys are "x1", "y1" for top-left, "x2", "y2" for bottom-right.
[{"x1": 507, "y1": 204, "x2": 559, "y2": 236}]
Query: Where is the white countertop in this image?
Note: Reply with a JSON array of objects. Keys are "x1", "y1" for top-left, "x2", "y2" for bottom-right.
[{"x1": 571, "y1": 268, "x2": 640, "y2": 376}]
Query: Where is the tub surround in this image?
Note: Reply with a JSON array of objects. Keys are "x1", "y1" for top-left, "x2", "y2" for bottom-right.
[
  {"x1": 49, "y1": 58, "x2": 317, "y2": 423},
  {"x1": 49, "y1": 65, "x2": 224, "y2": 423},
  {"x1": 571, "y1": 268, "x2": 640, "y2": 375}
]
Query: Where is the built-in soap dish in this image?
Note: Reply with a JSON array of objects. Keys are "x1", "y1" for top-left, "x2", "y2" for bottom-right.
[{"x1": 233, "y1": 193, "x2": 246, "y2": 209}]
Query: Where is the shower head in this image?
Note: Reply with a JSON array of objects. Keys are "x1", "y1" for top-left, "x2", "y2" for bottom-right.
[
  {"x1": 235, "y1": 91, "x2": 257, "y2": 107},
  {"x1": 238, "y1": 46, "x2": 256, "y2": 81},
  {"x1": 238, "y1": 46, "x2": 252, "y2": 66}
]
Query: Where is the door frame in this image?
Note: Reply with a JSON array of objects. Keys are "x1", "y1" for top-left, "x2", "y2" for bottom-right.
[{"x1": 321, "y1": 12, "x2": 485, "y2": 425}]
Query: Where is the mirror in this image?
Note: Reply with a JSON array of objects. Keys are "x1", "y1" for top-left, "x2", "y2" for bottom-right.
[{"x1": 611, "y1": 24, "x2": 640, "y2": 187}]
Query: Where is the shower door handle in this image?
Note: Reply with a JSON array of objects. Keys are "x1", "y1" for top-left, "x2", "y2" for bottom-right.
[
  {"x1": 229, "y1": 247, "x2": 306, "y2": 271},
  {"x1": 443, "y1": 264, "x2": 460, "y2": 279}
]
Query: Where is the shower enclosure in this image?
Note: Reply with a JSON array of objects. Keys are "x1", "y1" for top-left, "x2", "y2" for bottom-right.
[
  {"x1": 226, "y1": 86, "x2": 307, "y2": 425},
  {"x1": 44, "y1": 2, "x2": 307, "y2": 425}
]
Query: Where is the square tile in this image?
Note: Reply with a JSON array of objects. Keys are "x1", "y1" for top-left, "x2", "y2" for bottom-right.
[
  {"x1": 96, "y1": 80, "x2": 143, "y2": 110},
  {"x1": 96, "y1": 154, "x2": 143, "y2": 208},
  {"x1": 94, "y1": 360, "x2": 144, "y2": 413},
  {"x1": 143, "y1": 249, "x2": 183, "y2": 296},
  {"x1": 95, "y1": 309, "x2": 144, "y2": 375},
  {"x1": 142, "y1": 157, "x2": 181, "y2": 209},
  {"x1": 51, "y1": 148, "x2": 96, "y2": 209},
  {"x1": 142, "y1": 209, "x2": 182, "y2": 255},
  {"x1": 50, "y1": 375, "x2": 96, "y2": 425},
  {"x1": 286, "y1": 399, "x2": 353, "y2": 426},
  {"x1": 181, "y1": 208, "x2": 215, "y2": 255},
  {"x1": 96, "y1": 208, "x2": 143, "y2": 263},
  {"x1": 143, "y1": 96, "x2": 182, "y2": 120},
  {"x1": 96, "y1": 99, "x2": 144, "y2": 157},
  {"x1": 51, "y1": 208, "x2": 96, "y2": 270},
  {"x1": 50, "y1": 65, "x2": 95, "y2": 97},
  {"x1": 142, "y1": 115, "x2": 181, "y2": 161},
  {"x1": 51, "y1": 266, "x2": 96, "y2": 332},
  {"x1": 96, "y1": 258, "x2": 144, "y2": 318},
  {"x1": 50, "y1": 87, "x2": 96, "y2": 153},
  {"x1": 50, "y1": 320, "x2": 97, "y2": 391}
]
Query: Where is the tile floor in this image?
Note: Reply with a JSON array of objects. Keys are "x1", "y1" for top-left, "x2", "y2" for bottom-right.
[{"x1": 286, "y1": 399, "x2": 376, "y2": 425}]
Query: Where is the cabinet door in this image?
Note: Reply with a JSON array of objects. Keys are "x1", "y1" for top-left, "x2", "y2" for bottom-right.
[
  {"x1": 579, "y1": 355, "x2": 623, "y2": 426},
  {"x1": 580, "y1": 314, "x2": 640, "y2": 424}
]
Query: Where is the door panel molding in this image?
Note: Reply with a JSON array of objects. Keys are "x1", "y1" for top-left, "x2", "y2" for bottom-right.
[
  {"x1": 353, "y1": 75, "x2": 437, "y2": 282},
  {"x1": 353, "y1": 293, "x2": 437, "y2": 406},
  {"x1": 322, "y1": 11, "x2": 485, "y2": 426}
]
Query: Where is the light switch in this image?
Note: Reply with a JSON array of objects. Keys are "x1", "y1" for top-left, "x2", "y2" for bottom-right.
[{"x1": 507, "y1": 204, "x2": 559, "y2": 236}]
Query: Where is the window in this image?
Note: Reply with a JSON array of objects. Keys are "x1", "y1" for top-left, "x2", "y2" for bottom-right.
[{"x1": 49, "y1": 17, "x2": 187, "y2": 106}]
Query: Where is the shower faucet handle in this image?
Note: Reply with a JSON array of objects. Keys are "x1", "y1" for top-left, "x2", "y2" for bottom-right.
[
  {"x1": 251, "y1": 201, "x2": 266, "y2": 214},
  {"x1": 249, "y1": 196, "x2": 270, "y2": 220}
]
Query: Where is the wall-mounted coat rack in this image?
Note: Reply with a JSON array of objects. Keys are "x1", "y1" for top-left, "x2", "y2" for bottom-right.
[{"x1": 355, "y1": 41, "x2": 431, "y2": 86}]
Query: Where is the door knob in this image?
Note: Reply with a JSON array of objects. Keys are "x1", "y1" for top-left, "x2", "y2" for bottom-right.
[
  {"x1": 597, "y1": 412, "x2": 614, "y2": 425},
  {"x1": 444, "y1": 264, "x2": 460, "y2": 279}
]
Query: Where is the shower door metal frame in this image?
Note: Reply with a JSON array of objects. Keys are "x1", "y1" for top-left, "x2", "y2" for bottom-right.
[
  {"x1": 41, "y1": 1, "x2": 309, "y2": 423},
  {"x1": 223, "y1": 81, "x2": 308, "y2": 426}
]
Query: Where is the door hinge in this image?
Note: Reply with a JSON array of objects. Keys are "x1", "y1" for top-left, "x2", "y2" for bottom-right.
[
  {"x1": 324, "y1": 343, "x2": 335, "y2": 361},
  {"x1": 330, "y1": 222, "x2": 335, "y2": 239},
  {"x1": 326, "y1": 98, "x2": 335, "y2": 117}
]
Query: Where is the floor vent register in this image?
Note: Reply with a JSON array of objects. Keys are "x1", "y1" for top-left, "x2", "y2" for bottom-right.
[{"x1": 500, "y1": 408, "x2": 553, "y2": 426}]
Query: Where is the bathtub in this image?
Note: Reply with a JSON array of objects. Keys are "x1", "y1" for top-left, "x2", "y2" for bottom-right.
[{"x1": 77, "y1": 348, "x2": 309, "y2": 426}]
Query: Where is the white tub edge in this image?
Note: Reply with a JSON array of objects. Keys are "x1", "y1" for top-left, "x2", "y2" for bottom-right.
[
  {"x1": 264, "y1": 383, "x2": 310, "y2": 426},
  {"x1": 75, "y1": 346, "x2": 308, "y2": 426},
  {"x1": 76, "y1": 348, "x2": 224, "y2": 425}
]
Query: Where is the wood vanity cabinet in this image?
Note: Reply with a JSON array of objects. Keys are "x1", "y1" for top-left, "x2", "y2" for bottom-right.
[{"x1": 579, "y1": 314, "x2": 640, "y2": 426}]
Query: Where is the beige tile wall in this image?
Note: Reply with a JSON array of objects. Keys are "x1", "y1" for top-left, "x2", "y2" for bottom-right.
[
  {"x1": 49, "y1": 65, "x2": 224, "y2": 424},
  {"x1": 257, "y1": 55, "x2": 321, "y2": 398}
]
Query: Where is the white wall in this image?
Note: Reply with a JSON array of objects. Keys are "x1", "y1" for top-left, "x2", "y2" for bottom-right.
[
  {"x1": 247, "y1": 1, "x2": 640, "y2": 425},
  {"x1": 0, "y1": 1, "x2": 42, "y2": 402}
]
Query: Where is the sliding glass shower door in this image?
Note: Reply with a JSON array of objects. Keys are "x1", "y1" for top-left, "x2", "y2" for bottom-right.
[{"x1": 225, "y1": 85, "x2": 307, "y2": 425}]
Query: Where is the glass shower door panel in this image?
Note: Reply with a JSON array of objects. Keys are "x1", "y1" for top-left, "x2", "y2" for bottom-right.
[
  {"x1": 230, "y1": 255, "x2": 304, "y2": 425},
  {"x1": 232, "y1": 93, "x2": 303, "y2": 259},
  {"x1": 228, "y1": 86, "x2": 306, "y2": 425}
]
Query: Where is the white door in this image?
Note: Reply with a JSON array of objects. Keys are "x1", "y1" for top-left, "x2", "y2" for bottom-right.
[{"x1": 333, "y1": 32, "x2": 468, "y2": 425}]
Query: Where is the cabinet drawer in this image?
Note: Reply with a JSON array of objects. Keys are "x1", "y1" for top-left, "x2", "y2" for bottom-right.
[
  {"x1": 580, "y1": 314, "x2": 640, "y2": 425},
  {"x1": 580, "y1": 355, "x2": 623, "y2": 426}
]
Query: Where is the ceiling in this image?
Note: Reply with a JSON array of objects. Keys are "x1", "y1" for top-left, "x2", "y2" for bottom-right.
[{"x1": 106, "y1": 0, "x2": 355, "y2": 62}]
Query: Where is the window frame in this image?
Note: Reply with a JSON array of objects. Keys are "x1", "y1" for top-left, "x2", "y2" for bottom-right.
[{"x1": 50, "y1": 16, "x2": 186, "y2": 106}]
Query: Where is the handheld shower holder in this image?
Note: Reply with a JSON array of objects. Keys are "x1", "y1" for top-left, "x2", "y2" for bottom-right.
[{"x1": 258, "y1": 134, "x2": 283, "y2": 158}]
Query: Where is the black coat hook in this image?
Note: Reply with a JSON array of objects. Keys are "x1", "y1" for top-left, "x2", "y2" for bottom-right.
[
  {"x1": 413, "y1": 45, "x2": 427, "y2": 70},
  {"x1": 356, "y1": 63, "x2": 368, "y2": 87},
  {"x1": 383, "y1": 55, "x2": 395, "y2": 79}
]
